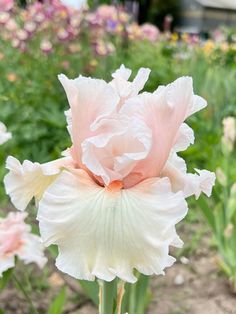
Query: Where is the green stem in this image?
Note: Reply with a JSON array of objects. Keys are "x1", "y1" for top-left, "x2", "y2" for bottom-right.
[
  {"x1": 117, "y1": 281, "x2": 125, "y2": 314},
  {"x1": 99, "y1": 280, "x2": 116, "y2": 314},
  {"x1": 128, "y1": 282, "x2": 136, "y2": 314},
  {"x1": 13, "y1": 274, "x2": 38, "y2": 314}
]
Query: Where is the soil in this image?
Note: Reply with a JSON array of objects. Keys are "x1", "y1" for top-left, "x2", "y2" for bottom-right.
[{"x1": 1, "y1": 223, "x2": 236, "y2": 314}]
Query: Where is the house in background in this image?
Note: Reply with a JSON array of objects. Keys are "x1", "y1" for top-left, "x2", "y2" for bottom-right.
[{"x1": 176, "y1": 0, "x2": 236, "y2": 34}]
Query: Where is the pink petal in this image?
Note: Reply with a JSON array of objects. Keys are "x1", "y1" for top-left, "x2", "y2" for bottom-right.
[
  {"x1": 58, "y1": 74, "x2": 119, "y2": 166},
  {"x1": 121, "y1": 77, "x2": 193, "y2": 186},
  {"x1": 81, "y1": 116, "x2": 152, "y2": 185}
]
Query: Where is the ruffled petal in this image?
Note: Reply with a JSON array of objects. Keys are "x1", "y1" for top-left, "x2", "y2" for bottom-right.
[
  {"x1": 121, "y1": 77, "x2": 194, "y2": 184},
  {"x1": 81, "y1": 116, "x2": 152, "y2": 185},
  {"x1": 110, "y1": 65, "x2": 150, "y2": 100},
  {"x1": 58, "y1": 74, "x2": 119, "y2": 166},
  {"x1": 174, "y1": 123, "x2": 195, "y2": 152},
  {"x1": 112, "y1": 64, "x2": 132, "y2": 81},
  {"x1": 187, "y1": 95, "x2": 207, "y2": 117},
  {"x1": 38, "y1": 169, "x2": 188, "y2": 283},
  {"x1": 161, "y1": 153, "x2": 215, "y2": 199},
  {"x1": 4, "y1": 156, "x2": 73, "y2": 211},
  {"x1": 195, "y1": 169, "x2": 216, "y2": 197},
  {"x1": 0, "y1": 255, "x2": 15, "y2": 277},
  {"x1": 17, "y1": 233, "x2": 47, "y2": 268}
]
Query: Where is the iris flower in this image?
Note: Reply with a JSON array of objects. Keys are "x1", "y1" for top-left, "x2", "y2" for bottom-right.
[
  {"x1": 0, "y1": 212, "x2": 47, "y2": 276},
  {"x1": 4, "y1": 65, "x2": 215, "y2": 283},
  {"x1": 0, "y1": 121, "x2": 11, "y2": 145}
]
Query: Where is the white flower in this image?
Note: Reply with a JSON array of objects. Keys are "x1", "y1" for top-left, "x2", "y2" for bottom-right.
[
  {"x1": 222, "y1": 116, "x2": 236, "y2": 152},
  {"x1": 4, "y1": 66, "x2": 215, "y2": 283},
  {"x1": 60, "y1": 0, "x2": 87, "y2": 10},
  {"x1": 0, "y1": 122, "x2": 11, "y2": 145}
]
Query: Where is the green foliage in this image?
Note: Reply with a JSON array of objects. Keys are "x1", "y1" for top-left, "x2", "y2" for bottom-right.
[
  {"x1": 79, "y1": 280, "x2": 99, "y2": 305},
  {"x1": 198, "y1": 126, "x2": 236, "y2": 291},
  {"x1": 47, "y1": 287, "x2": 66, "y2": 314},
  {"x1": 0, "y1": 268, "x2": 13, "y2": 292}
]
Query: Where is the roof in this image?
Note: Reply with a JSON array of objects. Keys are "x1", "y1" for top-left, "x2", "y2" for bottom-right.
[{"x1": 196, "y1": 0, "x2": 236, "y2": 10}]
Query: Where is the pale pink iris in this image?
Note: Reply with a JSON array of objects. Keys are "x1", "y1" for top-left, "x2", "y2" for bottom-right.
[
  {"x1": 0, "y1": 212, "x2": 47, "y2": 276},
  {"x1": 4, "y1": 65, "x2": 215, "y2": 283}
]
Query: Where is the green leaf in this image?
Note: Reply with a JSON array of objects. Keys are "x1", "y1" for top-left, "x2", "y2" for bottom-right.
[
  {"x1": 47, "y1": 287, "x2": 66, "y2": 314},
  {"x1": 0, "y1": 268, "x2": 13, "y2": 292},
  {"x1": 136, "y1": 275, "x2": 151, "y2": 314},
  {"x1": 79, "y1": 280, "x2": 99, "y2": 305},
  {"x1": 198, "y1": 196, "x2": 216, "y2": 232}
]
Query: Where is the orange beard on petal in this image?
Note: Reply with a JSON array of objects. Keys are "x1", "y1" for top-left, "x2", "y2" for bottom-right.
[{"x1": 106, "y1": 180, "x2": 123, "y2": 192}]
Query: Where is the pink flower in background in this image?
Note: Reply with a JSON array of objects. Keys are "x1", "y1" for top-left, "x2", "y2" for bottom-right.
[
  {"x1": 40, "y1": 39, "x2": 53, "y2": 54},
  {"x1": 127, "y1": 23, "x2": 142, "y2": 41},
  {"x1": 57, "y1": 28, "x2": 70, "y2": 41},
  {"x1": 96, "y1": 5, "x2": 118, "y2": 22},
  {"x1": 0, "y1": 12, "x2": 10, "y2": 25},
  {"x1": 0, "y1": 122, "x2": 11, "y2": 145},
  {"x1": 0, "y1": 0, "x2": 14, "y2": 12},
  {"x1": 16, "y1": 29, "x2": 28, "y2": 41},
  {"x1": 5, "y1": 18, "x2": 17, "y2": 32},
  {"x1": 141, "y1": 23, "x2": 160, "y2": 42},
  {"x1": 24, "y1": 21, "x2": 37, "y2": 35},
  {"x1": 94, "y1": 40, "x2": 115, "y2": 56},
  {"x1": 4, "y1": 65, "x2": 215, "y2": 283},
  {"x1": 0, "y1": 212, "x2": 47, "y2": 276}
]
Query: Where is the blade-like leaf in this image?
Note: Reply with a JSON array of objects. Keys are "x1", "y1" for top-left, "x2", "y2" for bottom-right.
[{"x1": 47, "y1": 287, "x2": 66, "y2": 314}]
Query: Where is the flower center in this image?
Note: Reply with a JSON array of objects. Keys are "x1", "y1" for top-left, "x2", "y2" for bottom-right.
[{"x1": 106, "y1": 180, "x2": 123, "y2": 192}]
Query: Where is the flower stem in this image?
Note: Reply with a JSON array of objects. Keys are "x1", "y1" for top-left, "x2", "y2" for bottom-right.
[
  {"x1": 117, "y1": 281, "x2": 125, "y2": 314},
  {"x1": 99, "y1": 280, "x2": 116, "y2": 314},
  {"x1": 13, "y1": 274, "x2": 38, "y2": 314}
]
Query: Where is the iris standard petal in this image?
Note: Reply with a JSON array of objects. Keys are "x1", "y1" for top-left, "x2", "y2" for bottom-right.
[
  {"x1": 81, "y1": 116, "x2": 152, "y2": 185},
  {"x1": 121, "y1": 77, "x2": 193, "y2": 184},
  {"x1": 58, "y1": 74, "x2": 119, "y2": 166}
]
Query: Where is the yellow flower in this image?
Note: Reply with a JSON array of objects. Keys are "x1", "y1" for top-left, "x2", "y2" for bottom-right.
[{"x1": 171, "y1": 32, "x2": 178, "y2": 42}]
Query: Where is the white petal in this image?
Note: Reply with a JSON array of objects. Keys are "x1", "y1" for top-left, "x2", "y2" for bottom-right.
[
  {"x1": 162, "y1": 153, "x2": 215, "y2": 199},
  {"x1": 4, "y1": 156, "x2": 73, "y2": 211},
  {"x1": 132, "y1": 67, "x2": 151, "y2": 96},
  {"x1": 38, "y1": 170, "x2": 188, "y2": 283},
  {"x1": 195, "y1": 169, "x2": 216, "y2": 197},
  {"x1": 109, "y1": 66, "x2": 150, "y2": 100},
  {"x1": 174, "y1": 123, "x2": 194, "y2": 152},
  {"x1": 0, "y1": 122, "x2": 12, "y2": 145},
  {"x1": 111, "y1": 64, "x2": 132, "y2": 81},
  {"x1": 187, "y1": 95, "x2": 207, "y2": 117},
  {"x1": 18, "y1": 234, "x2": 47, "y2": 268},
  {"x1": 0, "y1": 255, "x2": 15, "y2": 277},
  {"x1": 60, "y1": 0, "x2": 87, "y2": 10}
]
